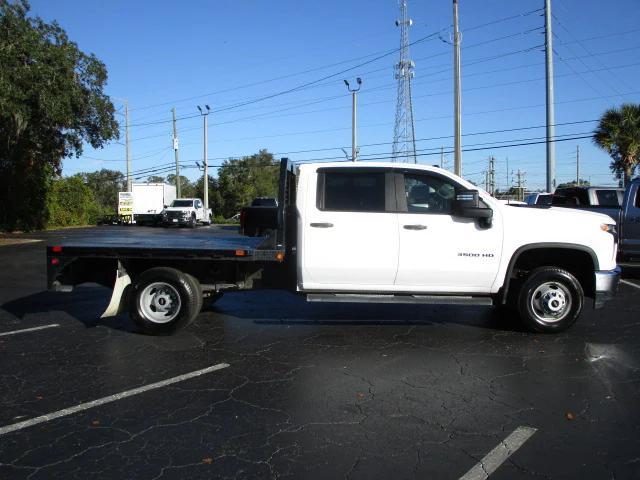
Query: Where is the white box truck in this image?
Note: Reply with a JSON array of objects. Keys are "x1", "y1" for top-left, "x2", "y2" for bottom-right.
[{"x1": 131, "y1": 183, "x2": 177, "y2": 226}]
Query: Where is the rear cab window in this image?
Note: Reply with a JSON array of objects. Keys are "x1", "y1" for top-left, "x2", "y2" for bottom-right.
[
  {"x1": 316, "y1": 170, "x2": 387, "y2": 212},
  {"x1": 595, "y1": 189, "x2": 621, "y2": 207}
]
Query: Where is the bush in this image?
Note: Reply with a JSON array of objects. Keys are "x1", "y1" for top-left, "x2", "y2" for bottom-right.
[{"x1": 47, "y1": 177, "x2": 102, "y2": 227}]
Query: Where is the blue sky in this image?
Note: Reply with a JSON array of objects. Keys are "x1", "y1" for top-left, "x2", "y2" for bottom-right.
[{"x1": 30, "y1": 0, "x2": 640, "y2": 190}]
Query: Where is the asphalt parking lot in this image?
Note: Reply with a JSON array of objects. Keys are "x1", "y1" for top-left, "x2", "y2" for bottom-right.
[{"x1": 0, "y1": 226, "x2": 639, "y2": 479}]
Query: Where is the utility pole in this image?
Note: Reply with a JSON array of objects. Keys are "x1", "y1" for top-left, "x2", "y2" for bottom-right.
[
  {"x1": 172, "y1": 108, "x2": 181, "y2": 198},
  {"x1": 545, "y1": 0, "x2": 556, "y2": 192},
  {"x1": 344, "y1": 78, "x2": 362, "y2": 161},
  {"x1": 488, "y1": 156, "x2": 495, "y2": 196},
  {"x1": 453, "y1": 0, "x2": 462, "y2": 175},
  {"x1": 197, "y1": 105, "x2": 211, "y2": 210},
  {"x1": 515, "y1": 169, "x2": 526, "y2": 201},
  {"x1": 576, "y1": 145, "x2": 580, "y2": 186},
  {"x1": 124, "y1": 100, "x2": 131, "y2": 192}
]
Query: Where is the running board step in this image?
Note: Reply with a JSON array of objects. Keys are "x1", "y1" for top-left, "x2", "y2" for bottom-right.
[{"x1": 306, "y1": 293, "x2": 493, "y2": 306}]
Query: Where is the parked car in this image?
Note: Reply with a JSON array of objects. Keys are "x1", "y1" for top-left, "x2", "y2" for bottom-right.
[
  {"x1": 552, "y1": 186, "x2": 624, "y2": 219},
  {"x1": 48, "y1": 159, "x2": 619, "y2": 335},
  {"x1": 524, "y1": 192, "x2": 553, "y2": 206},
  {"x1": 161, "y1": 198, "x2": 211, "y2": 228},
  {"x1": 552, "y1": 180, "x2": 640, "y2": 262}
]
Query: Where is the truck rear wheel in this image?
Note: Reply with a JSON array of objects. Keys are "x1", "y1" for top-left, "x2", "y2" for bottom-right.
[
  {"x1": 517, "y1": 267, "x2": 583, "y2": 333},
  {"x1": 129, "y1": 267, "x2": 202, "y2": 335}
]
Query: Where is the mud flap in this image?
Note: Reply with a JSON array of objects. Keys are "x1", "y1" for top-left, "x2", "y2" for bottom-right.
[{"x1": 101, "y1": 261, "x2": 131, "y2": 318}]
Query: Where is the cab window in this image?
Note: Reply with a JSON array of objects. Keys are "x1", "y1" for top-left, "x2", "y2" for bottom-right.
[
  {"x1": 318, "y1": 171, "x2": 386, "y2": 212},
  {"x1": 403, "y1": 173, "x2": 456, "y2": 214}
]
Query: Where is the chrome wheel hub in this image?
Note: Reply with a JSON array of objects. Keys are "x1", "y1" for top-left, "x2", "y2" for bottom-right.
[
  {"x1": 139, "y1": 282, "x2": 181, "y2": 324},
  {"x1": 530, "y1": 282, "x2": 571, "y2": 323}
]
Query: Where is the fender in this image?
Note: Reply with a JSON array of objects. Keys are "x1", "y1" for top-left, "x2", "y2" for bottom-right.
[
  {"x1": 499, "y1": 242, "x2": 599, "y2": 304},
  {"x1": 101, "y1": 261, "x2": 131, "y2": 318}
]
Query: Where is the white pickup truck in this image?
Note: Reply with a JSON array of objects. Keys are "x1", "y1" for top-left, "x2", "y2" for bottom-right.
[
  {"x1": 161, "y1": 198, "x2": 211, "y2": 227},
  {"x1": 48, "y1": 159, "x2": 620, "y2": 335}
]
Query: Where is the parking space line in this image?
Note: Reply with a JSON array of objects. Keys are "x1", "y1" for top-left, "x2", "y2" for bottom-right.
[
  {"x1": 459, "y1": 426, "x2": 537, "y2": 480},
  {"x1": 621, "y1": 279, "x2": 640, "y2": 290},
  {"x1": 0, "y1": 363, "x2": 230, "y2": 436},
  {"x1": 0, "y1": 324, "x2": 60, "y2": 337}
]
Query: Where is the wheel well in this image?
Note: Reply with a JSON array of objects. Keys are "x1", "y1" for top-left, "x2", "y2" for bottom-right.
[{"x1": 504, "y1": 247, "x2": 595, "y2": 302}]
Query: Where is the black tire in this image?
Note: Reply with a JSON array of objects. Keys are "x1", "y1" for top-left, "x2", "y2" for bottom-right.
[
  {"x1": 517, "y1": 266, "x2": 584, "y2": 333},
  {"x1": 129, "y1": 267, "x2": 202, "y2": 335},
  {"x1": 189, "y1": 214, "x2": 197, "y2": 228}
]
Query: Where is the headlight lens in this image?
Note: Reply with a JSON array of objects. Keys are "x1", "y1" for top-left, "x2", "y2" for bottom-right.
[{"x1": 601, "y1": 223, "x2": 617, "y2": 235}]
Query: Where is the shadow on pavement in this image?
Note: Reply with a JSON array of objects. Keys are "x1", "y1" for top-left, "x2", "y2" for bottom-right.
[
  {"x1": 211, "y1": 290, "x2": 525, "y2": 333},
  {"x1": 0, "y1": 286, "x2": 136, "y2": 332}
]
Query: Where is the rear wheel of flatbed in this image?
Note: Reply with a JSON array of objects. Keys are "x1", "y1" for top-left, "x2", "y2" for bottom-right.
[{"x1": 129, "y1": 267, "x2": 202, "y2": 335}]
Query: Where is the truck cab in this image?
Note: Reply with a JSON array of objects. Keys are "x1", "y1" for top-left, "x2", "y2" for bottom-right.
[{"x1": 161, "y1": 198, "x2": 211, "y2": 227}]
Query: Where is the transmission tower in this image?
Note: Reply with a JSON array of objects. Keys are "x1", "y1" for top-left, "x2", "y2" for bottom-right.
[{"x1": 392, "y1": 0, "x2": 417, "y2": 163}]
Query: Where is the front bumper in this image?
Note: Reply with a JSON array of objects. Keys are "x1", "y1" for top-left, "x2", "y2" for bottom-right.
[{"x1": 594, "y1": 266, "x2": 621, "y2": 309}]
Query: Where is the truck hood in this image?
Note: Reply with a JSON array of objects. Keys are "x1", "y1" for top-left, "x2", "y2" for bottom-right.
[
  {"x1": 496, "y1": 203, "x2": 618, "y2": 271},
  {"x1": 498, "y1": 204, "x2": 617, "y2": 225}
]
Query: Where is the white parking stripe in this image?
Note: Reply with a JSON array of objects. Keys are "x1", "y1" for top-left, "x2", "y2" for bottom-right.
[
  {"x1": 0, "y1": 324, "x2": 60, "y2": 337},
  {"x1": 0, "y1": 363, "x2": 230, "y2": 436},
  {"x1": 621, "y1": 279, "x2": 640, "y2": 290},
  {"x1": 459, "y1": 426, "x2": 537, "y2": 480}
]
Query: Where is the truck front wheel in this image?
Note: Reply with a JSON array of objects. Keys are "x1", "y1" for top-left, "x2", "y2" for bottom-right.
[
  {"x1": 517, "y1": 267, "x2": 584, "y2": 333},
  {"x1": 129, "y1": 267, "x2": 202, "y2": 335}
]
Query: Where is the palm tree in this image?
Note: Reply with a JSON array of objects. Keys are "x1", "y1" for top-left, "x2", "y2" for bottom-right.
[{"x1": 593, "y1": 103, "x2": 640, "y2": 186}]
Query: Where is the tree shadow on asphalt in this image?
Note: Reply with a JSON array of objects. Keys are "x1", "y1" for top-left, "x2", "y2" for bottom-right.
[{"x1": 0, "y1": 286, "x2": 136, "y2": 332}]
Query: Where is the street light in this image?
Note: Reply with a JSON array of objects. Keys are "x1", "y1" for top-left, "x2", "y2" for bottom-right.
[
  {"x1": 343, "y1": 78, "x2": 362, "y2": 161},
  {"x1": 197, "y1": 105, "x2": 211, "y2": 212}
]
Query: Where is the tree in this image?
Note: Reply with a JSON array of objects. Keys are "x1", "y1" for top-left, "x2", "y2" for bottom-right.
[
  {"x1": 74, "y1": 169, "x2": 124, "y2": 213},
  {"x1": 0, "y1": 1, "x2": 118, "y2": 230},
  {"x1": 556, "y1": 179, "x2": 590, "y2": 189},
  {"x1": 216, "y1": 149, "x2": 279, "y2": 218},
  {"x1": 166, "y1": 174, "x2": 196, "y2": 198},
  {"x1": 146, "y1": 175, "x2": 165, "y2": 183},
  {"x1": 47, "y1": 176, "x2": 101, "y2": 227},
  {"x1": 194, "y1": 174, "x2": 223, "y2": 215},
  {"x1": 593, "y1": 103, "x2": 640, "y2": 186}
]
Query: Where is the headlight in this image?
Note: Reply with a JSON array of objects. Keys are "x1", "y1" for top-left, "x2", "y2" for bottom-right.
[{"x1": 601, "y1": 224, "x2": 617, "y2": 235}]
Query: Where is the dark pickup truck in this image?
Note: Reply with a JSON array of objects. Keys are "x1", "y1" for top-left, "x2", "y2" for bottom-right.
[
  {"x1": 239, "y1": 197, "x2": 278, "y2": 237},
  {"x1": 552, "y1": 180, "x2": 640, "y2": 262}
]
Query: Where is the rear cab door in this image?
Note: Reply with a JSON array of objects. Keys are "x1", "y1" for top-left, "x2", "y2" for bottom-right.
[{"x1": 299, "y1": 167, "x2": 400, "y2": 290}]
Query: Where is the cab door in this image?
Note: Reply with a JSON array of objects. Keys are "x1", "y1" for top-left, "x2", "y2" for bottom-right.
[
  {"x1": 394, "y1": 171, "x2": 502, "y2": 293},
  {"x1": 300, "y1": 168, "x2": 400, "y2": 290}
]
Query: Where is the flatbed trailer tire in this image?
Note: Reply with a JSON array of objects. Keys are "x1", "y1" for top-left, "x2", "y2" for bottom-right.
[{"x1": 129, "y1": 267, "x2": 202, "y2": 335}]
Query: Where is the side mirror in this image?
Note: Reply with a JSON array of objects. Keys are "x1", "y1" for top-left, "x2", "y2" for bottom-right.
[
  {"x1": 163, "y1": 205, "x2": 168, "y2": 208},
  {"x1": 453, "y1": 189, "x2": 493, "y2": 228}
]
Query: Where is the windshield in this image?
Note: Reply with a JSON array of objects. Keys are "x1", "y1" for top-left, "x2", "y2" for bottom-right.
[{"x1": 170, "y1": 200, "x2": 193, "y2": 207}]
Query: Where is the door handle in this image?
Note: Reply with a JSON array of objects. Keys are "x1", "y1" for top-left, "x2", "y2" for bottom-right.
[
  {"x1": 403, "y1": 224, "x2": 427, "y2": 230},
  {"x1": 310, "y1": 222, "x2": 334, "y2": 228}
]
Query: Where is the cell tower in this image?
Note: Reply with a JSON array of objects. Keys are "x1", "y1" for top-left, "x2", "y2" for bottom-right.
[{"x1": 392, "y1": 0, "x2": 417, "y2": 163}]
